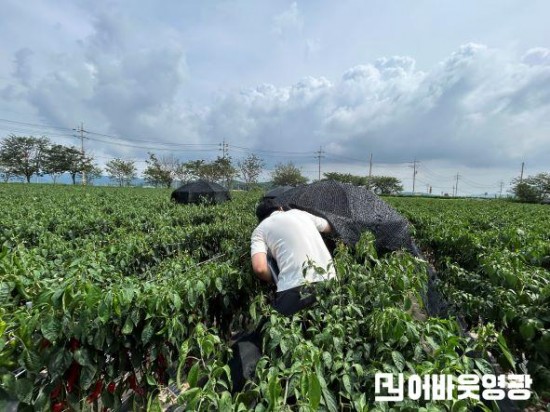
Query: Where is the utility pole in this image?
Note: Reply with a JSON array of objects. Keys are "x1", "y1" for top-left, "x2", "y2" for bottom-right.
[
  {"x1": 219, "y1": 139, "x2": 229, "y2": 158},
  {"x1": 73, "y1": 122, "x2": 87, "y2": 185},
  {"x1": 499, "y1": 181, "x2": 504, "y2": 198},
  {"x1": 314, "y1": 146, "x2": 325, "y2": 181},
  {"x1": 454, "y1": 173, "x2": 460, "y2": 197},
  {"x1": 409, "y1": 159, "x2": 419, "y2": 193},
  {"x1": 368, "y1": 153, "x2": 373, "y2": 178},
  {"x1": 520, "y1": 162, "x2": 524, "y2": 183}
]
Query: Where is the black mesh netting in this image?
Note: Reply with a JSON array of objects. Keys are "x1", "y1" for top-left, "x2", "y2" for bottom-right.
[
  {"x1": 276, "y1": 180, "x2": 414, "y2": 253},
  {"x1": 274, "y1": 180, "x2": 448, "y2": 317},
  {"x1": 171, "y1": 180, "x2": 230, "y2": 205},
  {"x1": 277, "y1": 180, "x2": 416, "y2": 253},
  {"x1": 263, "y1": 186, "x2": 294, "y2": 199}
]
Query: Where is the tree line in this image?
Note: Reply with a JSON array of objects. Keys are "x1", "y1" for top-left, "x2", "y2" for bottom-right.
[
  {"x1": 0, "y1": 135, "x2": 100, "y2": 184},
  {"x1": 1, "y1": 135, "x2": 411, "y2": 193},
  {"x1": 0, "y1": 134, "x2": 304, "y2": 188}
]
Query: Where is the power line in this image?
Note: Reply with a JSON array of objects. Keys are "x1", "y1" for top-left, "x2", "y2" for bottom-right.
[
  {"x1": 82, "y1": 135, "x2": 220, "y2": 152},
  {"x1": 85, "y1": 129, "x2": 218, "y2": 147},
  {"x1": 0, "y1": 117, "x2": 219, "y2": 148},
  {"x1": 419, "y1": 163, "x2": 455, "y2": 180},
  {"x1": 228, "y1": 144, "x2": 311, "y2": 156},
  {"x1": 0, "y1": 118, "x2": 74, "y2": 132},
  {"x1": 459, "y1": 176, "x2": 499, "y2": 189}
]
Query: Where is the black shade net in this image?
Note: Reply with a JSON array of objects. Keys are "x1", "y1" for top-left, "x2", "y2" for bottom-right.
[
  {"x1": 276, "y1": 180, "x2": 415, "y2": 254},
  {"x1": 171, "y1": 180, "x2": 231, "y2": 205},
  {"x1": 274, "y1": 180, "x2": 448, "y2": 317}
]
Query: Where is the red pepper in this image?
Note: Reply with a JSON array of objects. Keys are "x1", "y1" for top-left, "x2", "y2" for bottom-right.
[
  {"x1": 50, "y1": 383, "x2": 62, "y2": 399},
  {"x1": 40, "y1": 338, "x2": 52, "y2": 350},
  {"x1": 86, "y1": 379, "x2": 103, "y2": 403},
  {"x1": 128, "y1": 374, "x2": 145, "y2": 396},
  {"x1": 65, "y1": 361, "x2": 80, "y2": 393},
  {"x1": 157, "y1": 353, "x2": 166, "y2": 368},
  {"x1": 128, "y1": 374, "x2": 138, "y2": 390},
  {"x1": 107, "y1": 381, "x2": 116, "y2": 393},
  {"x1": 52, "y1": 402, "x2": 65, "y2": 412},
  {"x1": 156, "y1": 353, "x2": 167, "y2": 385},
  {"x1": 69, "y1": 338, "x2": 80, "y2": 352}
]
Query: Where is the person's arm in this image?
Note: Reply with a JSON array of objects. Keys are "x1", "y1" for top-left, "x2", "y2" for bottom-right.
[
  {"x1": 320, "y1": 220, "x2": 332, "y2": 233},
  {"x1": 251, "y1": 252, "x2": 272, "y2": 284},
  {"x1": 304, "y1": 211, "x2": 332, "y2": 233},
  {"x1": 250, "y1": 226, "x2": 272, "y2": 284}
]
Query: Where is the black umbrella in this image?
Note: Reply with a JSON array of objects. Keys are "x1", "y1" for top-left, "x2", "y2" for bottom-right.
[
  {"x1": 263, "y1": 185, "x2": 294, "y2": 199},
  {"x1": 276, "y1": 180, "x2": 453, "y2": 317},
  {"x1": 276, "y1": 180, "x2": 415, "y2": 254},
  {"x1": 171, "y1": 180, "x2": 230, "y2": 205}
]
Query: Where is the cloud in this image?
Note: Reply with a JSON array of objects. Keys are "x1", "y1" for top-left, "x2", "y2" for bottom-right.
[
  {"x1": 272, "y1": 2, "x2": 303, "y2": 37},
  {"x1": 7, "y1": 5, "x2": 192, "y2": 158},
  {"x1": 522, "y1": 47, "x2": 550, "y2": 66},
  {"x1": 13, "y1": 48, "x2": 34, "y2": 86},
  {"x1": 197, "y1": 43, "x2": 550, "y2": 173},
  {"x1": 2, "y1": 8, "x2": 549, "y2": 182},
  {"x1": 305, "y1": 38, "x2": 321, "y2": 59}
]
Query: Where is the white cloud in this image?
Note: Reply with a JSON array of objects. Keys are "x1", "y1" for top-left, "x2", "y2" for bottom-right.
[
  {"x1": 12, "y1": 48, "x2": 34, "y2": 86},
  {"x1": 272, "y1": 2, "x2": 303, "y2": 37},
  {"x1": 522, "y1": 47, "x2": 550, "y2": 66},
  {"x1": 1, "y1": 0, "x2": 549, "y2": 194},
  {"x1": 305, "y1": 38, "x2": 321, "y2": 59}
]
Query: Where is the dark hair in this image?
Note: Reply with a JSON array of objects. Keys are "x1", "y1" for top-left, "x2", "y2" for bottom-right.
[{"x1": 256, "y1": 198, "x2": 281, "y2": 222}]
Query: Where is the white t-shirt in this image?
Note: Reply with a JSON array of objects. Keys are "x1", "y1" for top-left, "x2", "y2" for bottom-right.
[{"x1": 250, "y1": 209, "x2": 336, "y2": 292}]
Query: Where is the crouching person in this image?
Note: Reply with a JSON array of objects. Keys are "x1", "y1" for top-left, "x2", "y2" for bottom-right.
[{"x1": 250, "y1": 198, "x2": 336, "y2": 316}]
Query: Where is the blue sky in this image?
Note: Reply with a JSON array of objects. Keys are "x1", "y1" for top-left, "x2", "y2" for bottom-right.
[{"x1": 1, "y1": 0, "x2": 549, "y2": 194}]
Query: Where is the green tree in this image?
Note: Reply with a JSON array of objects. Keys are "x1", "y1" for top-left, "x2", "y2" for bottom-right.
[
  {"x1": 323, "y1": 172, "x2": 366, "y2": 186},
  {"x1": 83, "y1": 164, "x2": 103, "y2": 185},
  {"x1": 60, "y1": 146, "x2": 89, "y2": 185},
  {"x1": 180, "y1": 160, "x2": 207, "y2": 182},
  {"x1": 0, "y1": 163, "x2": 11, "y2": 183},
  {"x1": 238, "y1": 154, "x2": 264, "y2": 189},
  {"x1": 176, "y1": 157, "x2": 237, "y2": 188},
  {"x1": 43, "y1": 144, "x2": 68, "y2": 183},
  {"x1": 105, "y1": 158, "x2": 137, "y2": 187},
  {"x1": 511, "y1": 173, "x2": 550, "y2": 203},
  {"x1": 213, "y1": 156, "x2": 237, "y2": 188},
  {"x1": 368, "y1": 176, "x2": 403, "y2": 195},
  {"x1": 271, "y1": 162, "x2": 308, "y2": 186},
  {"x1": 43, "y1": 144, "x2": 85, "y2": 184},
  {"x1": 0, "y1": 135, "x2": 50, "y2": 183},
  {"x1": 323, "y1": 172, "x2": 402, "y2": 194},
  {"x1": 143, "y1": 153, "x2": 178, "y2": 188}
]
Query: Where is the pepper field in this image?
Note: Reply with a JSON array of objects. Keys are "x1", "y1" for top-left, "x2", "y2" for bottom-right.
[{"x1": 0, "y1": 184, "x2": 548, "y2": 411}]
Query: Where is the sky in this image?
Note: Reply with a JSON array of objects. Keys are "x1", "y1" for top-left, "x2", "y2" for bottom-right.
[{"x1": 1, "y1": 0, "x2": 549, "y2": 195}]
